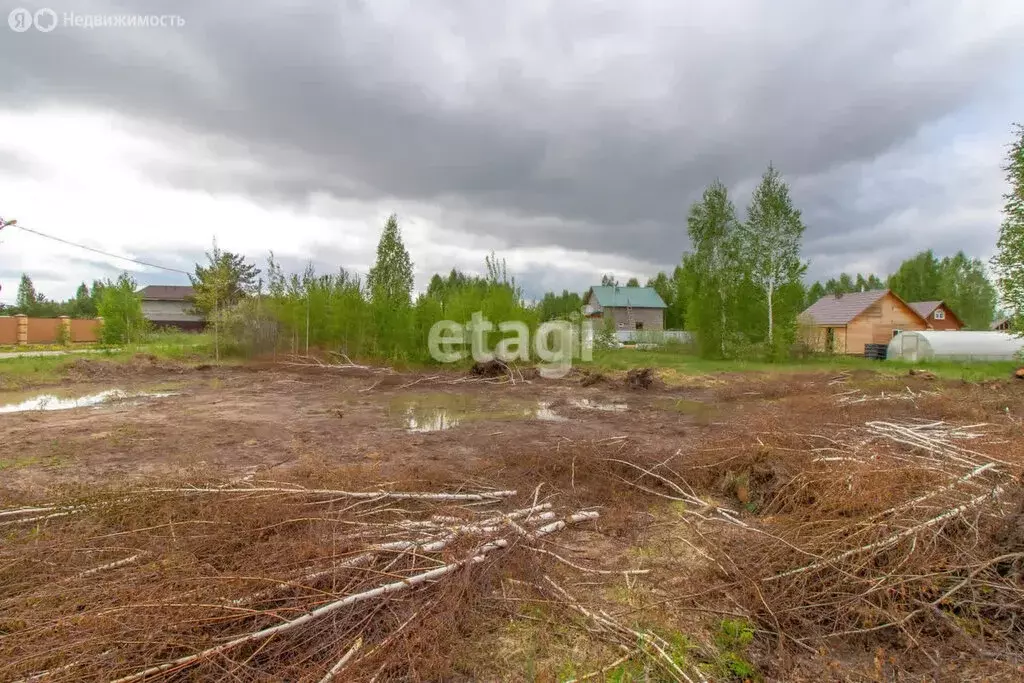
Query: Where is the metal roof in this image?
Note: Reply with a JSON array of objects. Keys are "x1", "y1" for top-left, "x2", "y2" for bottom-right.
[
  {"x1": 586, "y1": 286, "x2": 667, "y2": 309},
  {"x1": 908, "y1": 301, "x2": 942, "y2": 318},
  {"x1": 800, "y1": 289, "x2": 890, "y2": 326},
  {"x1": 137, "y1": 285, "x2": 195, "y2": 301}
]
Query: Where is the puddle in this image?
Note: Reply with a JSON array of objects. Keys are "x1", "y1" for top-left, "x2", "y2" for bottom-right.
[
  {"x1": 390, "y1": 394, "x2": 475, "y2": 432},
  {"x1": 390, "y1": 394, "x2": 571, "y2": 431},
  {"x1": 406, "y1": 408, "x2": 462, "y2": 432},
  {"x1": 570, "y1": 398, "x2": 628, "y2": 412},
  {"x1": 0, "y1": 389, "x2": 176, "y2": 414}
]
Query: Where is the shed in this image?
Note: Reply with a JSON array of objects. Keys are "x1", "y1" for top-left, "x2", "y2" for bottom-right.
[
  {"x1": 886, "y1": 331, "x2": 1024, "y2": 362},
  {"x1": 138, "y1": 285, "x2": 204, "y2": 331}
]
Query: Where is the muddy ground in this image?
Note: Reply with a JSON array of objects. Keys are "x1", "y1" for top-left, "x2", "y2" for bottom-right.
[
  {"x1": 0, "y1": 359, "x2": 718, "y2": 493},
  {"x1": 2, "y1": 357, "x2": 1023, "y2": 681}
]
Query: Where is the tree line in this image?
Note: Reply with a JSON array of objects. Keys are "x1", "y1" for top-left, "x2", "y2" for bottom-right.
[
  {"x1": 1, "y1": 274, "x2": 106, "y2": 318},
  {"x1": 7, "y1": 124, "x2": 1022, "y2": 356}
]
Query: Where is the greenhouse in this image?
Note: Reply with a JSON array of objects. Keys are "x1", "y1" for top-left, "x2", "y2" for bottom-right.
[{"x1": 887, "y1": 331, "x2": 1024, "y2": 362}]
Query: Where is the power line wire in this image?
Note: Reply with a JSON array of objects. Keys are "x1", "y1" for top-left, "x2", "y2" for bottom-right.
[{"x1": 7, "y1": 223, "x2": 191, "y2": 276}]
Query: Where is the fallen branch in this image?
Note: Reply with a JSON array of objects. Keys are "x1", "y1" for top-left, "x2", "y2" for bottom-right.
[
  {"x1": 317, "y1": 636, "x2": 363, "y2": 683},
  {"x1": 110, "y1": 511, "x2": 599, "y2": 683}
]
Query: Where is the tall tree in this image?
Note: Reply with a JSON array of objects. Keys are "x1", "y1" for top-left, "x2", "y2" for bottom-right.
[
  {"x1": 687, "y1": 180, "x2": 740, "y2": 357},
  {"x1": 938, "y1": 252, "x2": 997, "y2": 329},
  {"x1": 367, "y1": 214, "x2": 413, "y2": 307},
  {"x1": 66, "y1": 282, "x2": 98, "y2": 318},
  {"x1": 599, "y1": 274, "x2": 619, "y2": 287},
  {"x1": 992, "y1": 123, "x2": 1024, "y2": 333},
  {"x1": 888, "y1": 250, "x2": 942, "y2": 303},
  {"x1": 16, "y1": 274, "x2": 37, "y2": 314},
  {"x1": 625, "y1": 277, "x2": 640, "y2": 287},
  {"x1": 191, "y1": 240, "x2": 261, "y2": 359},
  {"x1": 367, "y1": 214, "x2": 414, "y2": 358},
  {"x1": 741, "y1": 164, "x2": 807, "y2": 344},
  {"x1": 190, "y1": 239, "x2": 261, "y2": 316},
  {"x1": 97, "y1": 273, "x2": 147, "y2": 345}
]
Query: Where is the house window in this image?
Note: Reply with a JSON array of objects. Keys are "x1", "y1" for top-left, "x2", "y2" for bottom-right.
[{"x1": 934, "y1": 309, "x2": 945, "y2": 320}]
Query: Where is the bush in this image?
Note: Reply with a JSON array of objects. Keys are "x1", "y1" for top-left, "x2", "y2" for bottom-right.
[{"x1": 96, "y1": 273, "x2": 148, "y2": 345}]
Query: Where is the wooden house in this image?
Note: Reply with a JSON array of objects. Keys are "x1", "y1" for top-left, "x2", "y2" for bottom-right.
[
  {"x1": 908, "y1": 301, "x2": 963, "y2": 331},
  {"x1": 800, "y1": 289, "x2": 928, "y2": 355}
]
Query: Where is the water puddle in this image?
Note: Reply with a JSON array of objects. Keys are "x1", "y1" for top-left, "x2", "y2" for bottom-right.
[
  {"x1": 406, "y1": 408, "x2": 462, "y2": 432},
  {"x1": 391, "y1": 394, "x2": 571, "y2": 431},
  {"x1": 570, "y1": 398, "x2": 628, "y2": 412},
  {"x1": 0, "y1": 389, "x2": 176, "y2": 414}
]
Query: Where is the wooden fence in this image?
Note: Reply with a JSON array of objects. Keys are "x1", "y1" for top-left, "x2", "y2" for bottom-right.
[{"x1": 0, "y1": 315, "x2": 101, "y2": 345}]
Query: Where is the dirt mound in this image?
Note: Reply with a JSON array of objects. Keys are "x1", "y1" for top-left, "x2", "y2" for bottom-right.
[
  {"x1": 1015, "y1": 366, "x2": 1024, "y2": 380},
  {"x1": 624, "y1": 367, "x2": 655, "y2": 390},
  {"x1": 66, "y1": 354, "x2": 192, "y2": 380},
  {"x1": 469, "y1": 359, "x2": 511, "y2": 377},
  {"x1": 578, "y1": 370, "x2": 605, "y2": 387}
]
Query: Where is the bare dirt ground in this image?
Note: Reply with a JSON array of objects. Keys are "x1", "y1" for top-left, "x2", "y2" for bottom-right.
[{"x1": 1, "y1": 357, "x2": 1022, "y2": 681}]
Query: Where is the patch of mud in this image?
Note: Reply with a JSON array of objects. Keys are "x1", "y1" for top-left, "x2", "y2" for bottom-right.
[
  {"x1": 625, "y1": 367, "x2": 655, "y2": 390},
  {"x1": 569, "y1": 398, "x2": 627, "y2": 412}
]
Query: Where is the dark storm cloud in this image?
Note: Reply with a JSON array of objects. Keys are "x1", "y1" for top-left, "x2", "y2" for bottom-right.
[{"x1": 1, "y1": 0, "x2": 1021, "y2": 278}]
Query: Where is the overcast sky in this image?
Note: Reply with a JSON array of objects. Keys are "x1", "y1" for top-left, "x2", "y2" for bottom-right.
[{"x1": 1, "y1": 0, "x2": 1022, "y2": 304}]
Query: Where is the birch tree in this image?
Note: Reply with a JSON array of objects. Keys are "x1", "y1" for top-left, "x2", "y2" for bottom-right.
[
  {"x1": 742, "y1": 164, "x2": 806, "y2": 344},
  {"x1": 687, "y1": 180, "x2": 740, "y2": 357},
  {"x1": 991, "y1": 124, "x2": 1024, "y2": 334}
]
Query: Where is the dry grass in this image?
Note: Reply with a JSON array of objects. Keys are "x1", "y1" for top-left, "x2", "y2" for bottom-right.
[{"x1": 4, "y1": 369, "x2": 1024, "y2": 680}]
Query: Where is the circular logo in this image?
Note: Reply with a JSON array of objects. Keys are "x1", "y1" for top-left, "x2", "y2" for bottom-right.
[
  {"x1": 34, "y1": 8, "x2": 57, "y2": 32},
  {"x1": 8, "y1": 7, "x2": 32, "y2": 32}
]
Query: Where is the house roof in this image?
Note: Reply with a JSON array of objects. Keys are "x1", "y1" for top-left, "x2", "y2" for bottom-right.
[
  {"x1": 138, "y1": 285, "x2": 195, "y2": 301},
  {"x1": 908, "y1": 301, "x2": 942, "y2": 318},
  {"x1": 586, "y1": 286, "x2": 667, "y2": 309},
  {"x1": 909, "y1": 300, "x2": 964, "y2": 327},
  {"x1": 801, "y1": 289, "x2": 891, "y2": 326}
]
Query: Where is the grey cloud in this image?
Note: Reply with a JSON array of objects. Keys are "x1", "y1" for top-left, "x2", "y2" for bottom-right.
[{"x1": 1, "y1": 0, "x2": 1021, "y2": 284}]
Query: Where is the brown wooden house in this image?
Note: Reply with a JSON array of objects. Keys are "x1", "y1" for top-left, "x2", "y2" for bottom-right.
[
  {"x1": 908, "y1": 301, "x2": 963, "y2": 330},
  {"x1": 800, "y1": 289, "x2": 929, "y2": 355}
]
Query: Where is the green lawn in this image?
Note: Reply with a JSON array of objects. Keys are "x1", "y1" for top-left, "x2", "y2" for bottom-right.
[
  {"x1": 0, "y1": 332, "x2": 219, "y2": 390},
  {"x1": 581, "y1": 348, "x2": 1020, "y2": 382}
]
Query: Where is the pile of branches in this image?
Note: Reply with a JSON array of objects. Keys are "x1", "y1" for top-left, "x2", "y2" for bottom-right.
[
  {"x1": 711, "y1": 417, "x2": 1024, "y2": 660},
  {"x1": 0, "y1": 483, "x2": 598, "y2": 681}
]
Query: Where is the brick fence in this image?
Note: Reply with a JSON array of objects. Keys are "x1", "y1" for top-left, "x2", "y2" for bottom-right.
[{"x1": 0, "y1": 315, "x2": 102, "y2": 345}]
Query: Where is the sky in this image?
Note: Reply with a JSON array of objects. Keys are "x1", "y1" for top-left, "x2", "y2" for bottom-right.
[{"x1": 1, "y1": 0, "x2": 1022, "y2": 305}]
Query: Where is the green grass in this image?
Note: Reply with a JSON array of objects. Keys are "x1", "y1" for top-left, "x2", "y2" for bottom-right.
[
  {"x1": 582, "y1": 349, "x2": 1019, "y2": 382},
  {"x1": 0, "y1": 332, "x2": 219, "y2": 389}
]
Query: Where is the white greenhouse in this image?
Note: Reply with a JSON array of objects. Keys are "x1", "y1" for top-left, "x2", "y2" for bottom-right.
[{"x1": 887, "y1": 331, "x2": 1024, "y2": 362}]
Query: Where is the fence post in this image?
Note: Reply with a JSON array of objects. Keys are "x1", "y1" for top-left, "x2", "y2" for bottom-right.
[
  {"x1": 95, "y1": 316, "x2": 104, "y2": 343},
  {"x1": 14, "y1": 314, "x2": 28, "y2": 346},
  {"x1": 58, "y1": 315, "x2": 71, "y2": 345}
]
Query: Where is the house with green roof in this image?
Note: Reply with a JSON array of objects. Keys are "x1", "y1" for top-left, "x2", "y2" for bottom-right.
[{"x1": 582, "y1": 285, "x2": 667, "y2": 331}]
